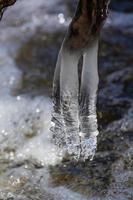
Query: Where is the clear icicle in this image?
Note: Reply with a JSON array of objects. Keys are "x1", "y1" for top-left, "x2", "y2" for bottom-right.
[{"x1": 51, "y1": 0, "x2": 110, "y2": 160}]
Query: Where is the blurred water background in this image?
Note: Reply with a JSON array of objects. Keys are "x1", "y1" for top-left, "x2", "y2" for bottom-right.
[{"x1": 0, "y1": 0, "x2": 133, "y2": 199}]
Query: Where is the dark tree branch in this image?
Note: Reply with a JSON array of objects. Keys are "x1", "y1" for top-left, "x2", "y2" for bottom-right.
[
  {"x1": 0, "y1": 0, "x2": 17, "y2": 20},
  {"x1": 65, "y1": 0, "x2": 110, "y2": 50}
]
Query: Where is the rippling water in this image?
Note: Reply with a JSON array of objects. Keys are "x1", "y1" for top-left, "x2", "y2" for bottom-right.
[{"x1": 0, "y1": 0, "x2": 133, "y2": 199}]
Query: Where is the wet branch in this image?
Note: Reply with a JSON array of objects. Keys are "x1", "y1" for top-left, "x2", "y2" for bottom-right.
[{"x1": 0, "y1": 0, "x2": 17, "y2": 20}]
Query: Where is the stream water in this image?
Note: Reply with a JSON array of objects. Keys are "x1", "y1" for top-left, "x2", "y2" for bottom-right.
[{"x1": 0, "y1": 0, "x2": 133, "y2": 199}]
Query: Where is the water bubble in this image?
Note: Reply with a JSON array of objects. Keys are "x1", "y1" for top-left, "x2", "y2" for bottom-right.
[
  {"x1": 16, "y1": 96, "x2": 21, "y2": 101},
  {"x1": 58, "y1": 13, "x2": 65, "y2": 24},
  {"x1": 9, "y1": 76, "x2": 15, "y2": 85},
  {"x1": 51, "y1": 121, "x2": 55, "y2": 126},
  {"x1": 9, "y1": 152, "x2": 15, "y2": 161},
  {"x1": 1, "y1": 129, "x2": 8, "y2": 136},
  {"x1": 36, "y1": 108, "x2": 40, "y2": 113},
  {"x1": 79, "y1": 132, "x2": 85, "y2": 137},
  {"x1": 24, "y1": 164, "x2": 28, "y2": 169}
]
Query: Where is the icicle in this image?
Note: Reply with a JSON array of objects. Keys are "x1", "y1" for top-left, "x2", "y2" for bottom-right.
[{"x1": 51, "y1": 0, "x2": 110, "y2": 161}]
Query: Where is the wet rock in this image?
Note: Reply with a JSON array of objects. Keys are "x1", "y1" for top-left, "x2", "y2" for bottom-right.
[
  {"x1": 50, "y1": 151, "x2": 118, "y2": 197},
  {"x1": 15, "y1": 30, "x2": 65, "y2": 96}
]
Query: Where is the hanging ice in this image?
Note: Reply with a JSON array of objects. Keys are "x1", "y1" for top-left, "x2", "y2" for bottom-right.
[{"x1": 51, "y1": 0, "x2": 110, "y2": 160}]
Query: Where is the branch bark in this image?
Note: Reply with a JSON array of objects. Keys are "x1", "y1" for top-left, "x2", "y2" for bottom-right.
[
  {"x1": 0, "y1": 0, "x2": 17, "y2": 20},
  {"x1": 65, "y1": 0, "x2": 110, "y2": 50}
]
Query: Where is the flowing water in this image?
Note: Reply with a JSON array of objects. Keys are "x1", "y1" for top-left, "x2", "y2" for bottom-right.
[{"x1": 0, "y1": 0, "x2": 133, "y2": 199}]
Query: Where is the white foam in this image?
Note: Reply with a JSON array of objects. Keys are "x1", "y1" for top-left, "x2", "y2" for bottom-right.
[{"x1": 0, "y1": 57, "x2": 64, "y2": 165}]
